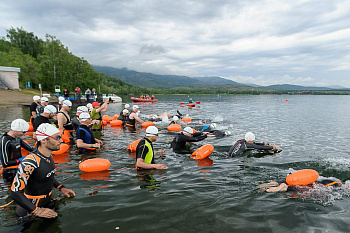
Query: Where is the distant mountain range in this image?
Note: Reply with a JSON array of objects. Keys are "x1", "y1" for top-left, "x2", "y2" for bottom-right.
[{"x1": 93, "y1": 65, "x2": 349, "y2": 91}]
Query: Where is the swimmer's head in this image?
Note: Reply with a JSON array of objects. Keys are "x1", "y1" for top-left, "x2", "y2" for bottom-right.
[
  {"x1": 125, "y1": 104, "x2": 130, "y2": 109},
  {"x1": 210, "y1": 123, "x2": 216, "y2": 129},
  {"x1": 77, "y1": 106, "x2": 89, "y2": 113},
  {"x1": 123, "y1": 109, "x2": 129, "y2": 115},
  {"x1": 36, "y1": 123, "x2": 60, "y2": 141},
  {"x1": 245, "y1": 132, "x2": 255, "y2": 141},
  {"x1": 58, "y1": 96, "x2": 65, "y2": 102},
  {"x1": 183, "y1": 127, "x2": 194, "y2": 135},
  {"x1": 11, "y1": 119, "x2": 29, "y2": 133},
  {"x1": 173, "y1": 116, "x2": 179, "y2": 121},
  {"x1": 33, "y1": 95, "x2": 41, "y2": 102}
]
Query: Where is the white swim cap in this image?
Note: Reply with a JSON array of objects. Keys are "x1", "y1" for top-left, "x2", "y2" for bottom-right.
[
  {"x1": 152, "y1": 115, "x2": 158, "y2": 120},
  {"x1": 245, "y1": 132, "x2": 255, "y2": 141},
  {"x1": 125, "y1": 104, "x2": 130, "y2": 108},
  {"x1": 58, "y1": 96, "x2": 65, "y2": 102},
  {"x1": 36, "y1": 123, "x2": 60, "y2": 141},
  {"x1": 123, "y1": 109, "x2": 129, "y2": 114},
  {"x1": 86, "y1": 103, "x2": 93, "y2": 111},
  {"x1": 44, "y1": 105, "x2": 57, "y2": 114},
  {"x1": 62, "y1": 100, "x2": 72, "y2": 107},
  {"x1": 173, "y1": 116, "x2": 179, "y2": 121},
  {"x1": 210, "y1": 123, "x2": 216, "y2": 129},
  {"x1": 145, "y1": 126, "x2": 159, "y2": 136},
  {"x1": 77, "y1": 106, "x2": 89, "y2": 113},
  {"x1": 33, "y1": 95, "x2": 40, "y2": 101},
  {"x1": 133, "y1": 105, "x2": 139, "y2": 110},
  {"x1": 183, "y1": 127, "x2": 194, "y2": 135},
  {"x1": 11, "y1": 119, "x2": 29, "y2": 132},
  {"x1": 41, "y1": 97, "x2": 49, "y2": 102},
  {"x1": 79, "y1": 112, "x2": 91, "y2": 122}
]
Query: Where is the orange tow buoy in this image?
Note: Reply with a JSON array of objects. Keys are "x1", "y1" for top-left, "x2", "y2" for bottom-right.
[
  {"x1": 187, "y1": 103, "x2": 195, "y2": 107},
  {"x1": 27, "y1": 122, "x2": 33, "y2": 132},
  {"x1": 142, "y1": 121, "x2": 154, "y2": 128},
  {"x1": 59, "y1": 129, "x2": 70, "y2": 143},
  {"x1": 127, "y1": 139, "x2": 141, "y2": 152},
  {"x1": 110, "y1": 120, "x2": 123, "y2": 126},
  {"x1": 190, "y1": 144, "x2": 214, "y2": 160},
  {"x1": 102, "y1": 120, "x2": 108, "y2": 126},
  {"x1": 102, "y1": 115, "x2": 110, "y2": 122},
  {"x1": 113, "y1": 114, "x2": 120, "y2": 119},
  {"x1": 286, "y1": 169, "x2": 319, "y2": 186},
  {"x1": 52, "y1": 143, "x2": 70, "y2": 155},
  {"x1": 182, "y1": 117, "x2": 192, "y2": 123},
  {"x1": 79, "y1": 158, "x2": 111, "y2": 172},
  {"x1": 167, "y1": 124, "x2": 182, "y2": 132}
]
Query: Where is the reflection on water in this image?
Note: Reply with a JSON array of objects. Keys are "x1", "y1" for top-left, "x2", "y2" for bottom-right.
[{"x1": 2, "y1": 95, "x2": 350, "y2": 232}]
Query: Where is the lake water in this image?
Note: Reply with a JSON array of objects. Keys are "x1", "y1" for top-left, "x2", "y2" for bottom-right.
[{"x1": 1, "y1": 95, "x2": 350, "y2": 232}]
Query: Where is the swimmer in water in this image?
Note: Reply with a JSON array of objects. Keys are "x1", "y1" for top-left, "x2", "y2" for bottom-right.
[
  {"x1": 76, "y1": 112, "x2": 103, "y2": 153},
  {"x1": 0, "y1": 119, "x2": 34, "y2": 183},
  {"x1": 117, "y1": 109, "x2": 130, "y2": 126},
  {"x1": 170, "y1": 127, "x2": 212, "y2": 153},
  {"x1": 10, "y1": 123, "x2": 76, "y2": 218},
  {"x1": 228, "y1": 132, "x2": 281, "y2": 157},
  {"x1": 136, "y1": 126, "x2": 167, "y2": 170},
  {"x1": 29, "y1": 96, "x2": 41, "y2": 123},
  {"x1": 126, "y1": 105, "x2": 144, "y2": 129}
]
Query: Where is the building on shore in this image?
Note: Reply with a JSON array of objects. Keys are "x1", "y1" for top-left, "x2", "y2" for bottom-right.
[{"x1": 0, "y1": 66, "x2": 20, "y2": 90}]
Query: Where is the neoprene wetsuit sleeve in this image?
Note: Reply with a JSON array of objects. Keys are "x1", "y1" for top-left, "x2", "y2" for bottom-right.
[
  {"x1": 247, "y1": 143, "x2": 273, "y2": 151},
  {"x1": 10, "y1": 158, "x2": 38, "y2": 213},
  {"x1": 181, "y1": 134, "x2": 207, "y2": 142},
  {"x1": 136, "y1": 143, "x2": 149, "y2": 160},
  {"x1": 192, "y1": 132, "x2": 203, "y2": 137},
  {"x1": 0, "y1": 138, "x2": 18, "y2": 167},
  {"x1": 53, "y1": 178, "x2": 61, "y2": 189},
  {"x1": 20, "y1": 138, "x2": 34, "y2": 152}
]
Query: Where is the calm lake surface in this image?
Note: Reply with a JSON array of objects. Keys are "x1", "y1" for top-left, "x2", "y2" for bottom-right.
[{"x1": 1, "y1": 94, "x2": 350, "y2": 232}]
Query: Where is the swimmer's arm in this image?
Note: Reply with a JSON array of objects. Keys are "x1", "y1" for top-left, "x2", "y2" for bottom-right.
[
  {"x1": 134, "y1": 115, "x2": 144, "y2": 124},
  {"x1": 76, "y1": 139, "x2": 100, "y2": 149},
  {"x1": 20, "y1": 138, "x2": 34, "y2": 152},
  {"x1": 31, "y1": 111, "x2": 37, "y2": 118},
  {"x1": 266, "y1": 183, "x2": 288, "y2": 192},
  {"x1": 0, "y1": 139, "x2": 17, "y2": 166},
  {"x1": 10, "y1": 161, "x2": 38, "y2": 213},
  {"x1": 136, "y1": 158, "x2": 167, "y2": 169},
  {"x1": 57, "y1": 113, "x2": 66, "y2": 130}
]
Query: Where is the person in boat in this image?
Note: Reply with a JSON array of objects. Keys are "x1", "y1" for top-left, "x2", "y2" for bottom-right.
[
  {"x1": 76, "y1": 112, "x2": 103, "y2": 154},
  {"x1": 228, "y1": 132, "x2": 281, "y2": 157},
  {"x1": 151, "y1": 95, "x2": 155, "y2": 100},
  {"x1": 136, "y1": 126, "x2": 167, "y2": 170},
  {"x1": 0, "y1": 119, "x2": 34, "y2": 183},
  {"x1": 30, "y1": 95, "x2": 41, "y2": 123},
  {"x1": 259, "y1": 176, "x2": 343, "y2": 193},
  {"x1": 170, "y1": 127, "x2": 210, "y2": 153},
  {"x1": 187, "y1": 96, "x2": 193, "y2": 103},
  {"x1": 117, "y1": 109, "x2": 129, "y2": 126},
  {"x1": 10, "y1": 123, "x2": 76, "y2": 218},
  {"x1": 126, "y1": 105, "x2": 144, "y2": 129},
  {"x1": 90, "y1": 99, "x2": 109, "y2": 131},
  {"x1": 33, "y1": 105, "x2": 57, "y2": 133}
]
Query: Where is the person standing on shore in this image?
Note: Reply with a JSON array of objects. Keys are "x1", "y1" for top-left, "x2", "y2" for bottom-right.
[
  {"x1": 75, "y1": 86, "x2": 82, "y2": 104},
  {"x1": 85, "y1": 88, "x2": 91, "y2": 102},
  {"x1": 63, "y1": 89, "x2": 69, "y2": 100}
]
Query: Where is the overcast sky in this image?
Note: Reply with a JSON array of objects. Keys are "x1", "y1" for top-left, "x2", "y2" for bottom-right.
[{"x1": 1, "y1": 0, "x2": 350, "y2": 87}]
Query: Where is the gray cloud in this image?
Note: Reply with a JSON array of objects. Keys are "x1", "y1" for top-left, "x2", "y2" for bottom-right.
[{"x1": 1, "y1": 0, "x2": 350, "y2": 87}]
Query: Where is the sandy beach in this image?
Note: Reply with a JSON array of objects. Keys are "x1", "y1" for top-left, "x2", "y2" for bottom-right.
[{"x1": 0, "y1": 89, "x2": 40, "y2": 105}]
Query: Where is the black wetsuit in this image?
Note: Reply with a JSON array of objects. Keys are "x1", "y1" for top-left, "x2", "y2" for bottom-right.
[
  {"x1": 117, "y1": 114, "x2": 129, "y2": 125},
  {"x1": 136, "y1": 138, "x2": 155, "y2": 169},
  {"x1": 10, "y1": 150, "x2": 64, "y2": 216},
  {"x1": 228, "y1": 139, "x2": 273, "y2": 157},
  {"x1": 30, "y1": 102, "x2": 38, "y2": 123},
  {"x1": 170, "y1": 132, "x2": 207, "y2": 152},
  {"x1": 33, "y1": 115, "x2": 51, "y2": 132},
  {"x1": 0, "y1": 133, "x2": 33, "y2": 182},
  {"x1": 126, "y1": 112, "x2": 137, "y2": 129},
  {"x1": 72, "y1": 115, "x2": 80, "y2": 131},
  {"x1": 36, "y1": 104, "x2": 44, "y2": 116}
]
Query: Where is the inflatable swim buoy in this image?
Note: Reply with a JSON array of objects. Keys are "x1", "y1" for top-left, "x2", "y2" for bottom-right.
[
  {"x1": 286, "y1": 169, "x2": 319, "y2": 186},
  {"x1": 142, "y1": 121, "x2": 154, "y2": 128},
  {"x1": 182, "y1": 117, "x2": 192, "y2": 123},
  {"x1": 102, "y1": 115, "x2": 110, "y2": 122},
  {"x1": 187, "y1": 103, "x2": 195, "y2": 107},
  {"x1": 27, "y1": 122, "x2": 33, "y2": 132},
  {"x1": 102, "y1": 120, "x2": 108, "y2": 126},
  {"x1": 59, "y1": 129, "x2": 70, "y2": 144},
  {"x1": 167, "y1": 124, "x2": 182, "y2": 132},
  {"x1": 110, "y1": 120, "x2": 123, "y2": 126},
  {"x1": 127, "y1": 139, "x2": 141, "y2": 152},
  {"x1": 52, "y1": 143, "x2": 70, "y2": 155},
  {"x1": 113, "y1": 114, "x2": 119, "y2": 119},
  {"x1": 190, "y1": 144, "x2": 214, "y2": 160},
  {"x1": 79, "y1": 158, "x2": 111, "y2": 172}
]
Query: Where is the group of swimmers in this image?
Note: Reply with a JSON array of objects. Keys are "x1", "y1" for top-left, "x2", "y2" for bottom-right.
[{"x1": 0, "y1": 95, "x2": 344, "y2": 220}]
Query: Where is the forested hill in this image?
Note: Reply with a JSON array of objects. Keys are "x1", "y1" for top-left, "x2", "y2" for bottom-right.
[{"x1": 93, "y1": 65, "x2": 241, "y2": 88}]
